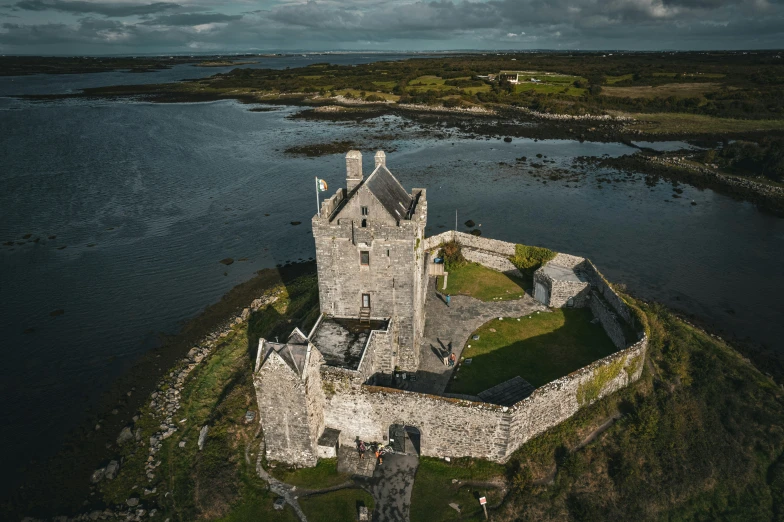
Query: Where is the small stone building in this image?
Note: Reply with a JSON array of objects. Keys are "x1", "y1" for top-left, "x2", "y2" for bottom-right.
[{"x1": 532, "y1": 253, "x2": 591, "y2": 308}]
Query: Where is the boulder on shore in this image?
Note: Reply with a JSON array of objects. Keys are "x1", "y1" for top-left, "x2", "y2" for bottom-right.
[
  {"x1": 105, "y1": 460, "x2": 119, "y2": 480},
  {"x1": 198, "y1": 425, "x2": 209, "y2": 450},
  {"x1": 90, "y1": 468, "x2": 105, "y2": 484},
  {"x1": 116, "y1": 426, "x2": 134, "y2": 445}
]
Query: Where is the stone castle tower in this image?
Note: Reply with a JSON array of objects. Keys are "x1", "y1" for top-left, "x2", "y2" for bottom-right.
[{"x1": 312, "y1": 150, "x2": 428, "y2": 370}]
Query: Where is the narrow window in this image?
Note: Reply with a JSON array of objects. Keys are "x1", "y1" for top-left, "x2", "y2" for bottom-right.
[
  {"x1": 360, "y1": 251, "x2": 370, "y2": 266},
  {"x1": 361, "y1": 206, "x2": 369, "y2": 216},
  {"x1": 387, "y1": 249, "x2": 390, "y2": 257},
  {"x1": 362, "y1": 293, "x2": 371, "y2": 308},
  {"x1": 361, "y1": 219, "x2": 367, "y2": 228}
]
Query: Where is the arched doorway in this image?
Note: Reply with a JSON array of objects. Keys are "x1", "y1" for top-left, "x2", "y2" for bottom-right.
[{"x1": 388, "y1": 424, "x2": 421, "y2": 455}]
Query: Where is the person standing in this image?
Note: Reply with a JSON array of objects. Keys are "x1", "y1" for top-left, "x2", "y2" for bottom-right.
[
  {"x1": 359, "y1": 440, "x2": 366, "y2": 460},
  {"x1": 446, "y1": 294, "x2": 451, "y2": 307}
]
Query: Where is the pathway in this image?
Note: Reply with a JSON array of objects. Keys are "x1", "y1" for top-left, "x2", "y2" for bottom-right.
[
  {"x1": 363, "y1": 452, "x2": 419, "y2": 522},
  {"x1": 254, "y1": 440, "x2": 308, "y2": 521},
  {"x1": 405, "y1": 277, "x2": 547, "y2": 395}
]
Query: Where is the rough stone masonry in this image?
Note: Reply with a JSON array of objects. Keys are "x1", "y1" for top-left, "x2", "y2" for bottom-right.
[{"x1": 253, "y1": 151, "x2": 648, "y2": 467}]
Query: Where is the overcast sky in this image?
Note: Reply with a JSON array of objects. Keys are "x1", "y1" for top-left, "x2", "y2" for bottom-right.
[{"x1": 1, "y1": 0, "x2": 783, "y2": 55}]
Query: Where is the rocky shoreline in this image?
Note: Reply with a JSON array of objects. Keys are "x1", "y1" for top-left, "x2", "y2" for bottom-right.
[
  {"x1": 31, "y1": 291, "x2": 282, "y2": 522},
  {"x1": 5, "y1": 262, "x2": 314, "y2": 521},
  {"x1": 577, "y1": 153, "x2": 784, "y2": 216}
]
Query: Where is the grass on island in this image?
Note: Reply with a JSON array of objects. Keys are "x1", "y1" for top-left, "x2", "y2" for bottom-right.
[
  {"x1": 514, "y1": 83, "x2": 586, "y2": 97},
  {"x1": 448, "y1": 308, "x2": 618, "y2": 395},
  {"x1": 625, "y1": 112, "x2": 784, "y2": 134},
  {"x1": 299, "y1": 489, "x2": 375, "y2": 522},
  {"x1": 602, "y1": 82, "x2": 719, "y2": 99},
  {"x1": 268, "y1": 458, "x2": 349, "y2": 489},
  {"x1": 97, "y1": 274, "x2": 321, "y2": 521},
  {"x1": 436, "y1": 262, "x2": 527, "y2": 301},
  {"x1": 498, "y1": 300, "x2": 784, "y2": 521},
  {"x1": 410, "y1": 458, "x2": 506, "y2": 522}
]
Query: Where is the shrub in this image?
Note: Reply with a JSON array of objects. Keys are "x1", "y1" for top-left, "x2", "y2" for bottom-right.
[
  {"x1": 441, "y1": 240, "x2": 466, "y2": 271},
  {"x1": 509, "y1": 244, "x2": 556, "y2": 274}
]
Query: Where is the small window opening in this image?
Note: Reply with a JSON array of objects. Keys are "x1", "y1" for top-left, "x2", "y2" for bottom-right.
[
  {"x1": 387, "y1": 249, "x2": 390, "y2": 257},
  {"x1": 360, "y1": 251, "x2": 370, "y2": 265},
  {"x1": 362, "y1": 293, "x2": 371, "y2": 308},
  {"x1": 361, "y1": 206, "x2": 369, "y2": 216},
  {"x1": 361, "y1": 219, "x2": 367, "y2": 228}
]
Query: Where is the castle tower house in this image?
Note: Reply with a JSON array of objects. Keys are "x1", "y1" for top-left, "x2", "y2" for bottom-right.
[{"x1": 312, "y1": 151, "x2": 428, "y2": 371}]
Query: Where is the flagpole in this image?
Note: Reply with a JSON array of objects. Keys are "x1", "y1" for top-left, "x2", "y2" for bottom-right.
[{"x1": 315, "y1": 177, "x2": 320, "y2": 217}]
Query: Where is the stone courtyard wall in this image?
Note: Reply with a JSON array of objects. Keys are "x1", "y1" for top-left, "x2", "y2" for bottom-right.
[
  {"x1": 504, "y1": 336, "x2": 647, "y2": 458},
  {"x1": 317, "y1": 332, "x2": 647, "y2": 463},
  {"x1": 589, "y1": 291, "x2": 628, "y2": 349},
  {"x1": 320, "y1": 372, "x2": 509, "y2": 461},
  {"x1": 423, "y1": 231, "x2": 521, "y2": 277}
]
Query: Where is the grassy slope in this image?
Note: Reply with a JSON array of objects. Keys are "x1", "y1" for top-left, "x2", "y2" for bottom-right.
[
  {"x1": 437, "y1": 262, "x2": 527, "y2": 300},
  {"x1": 448, "y1": 308, "x2": 618, "y2": 394},
  {"x1": 410, "y1": 458, "x2": 506, "y2": 522},
  {"x1": 97, "y1": 274, "x2": 321, "y2": 521},
  {"x1": 92, "y1": 268, "x2": 784, "y2": 521},
  {"x1": 269, "y1": 458, "x2": 349, "y2": 489},
  {"x1": 299, "y1": 489, "x2": 375, "y2": 522},
  {"x1": 495, "y1": 300, "x2": 784, "y2": 521}
]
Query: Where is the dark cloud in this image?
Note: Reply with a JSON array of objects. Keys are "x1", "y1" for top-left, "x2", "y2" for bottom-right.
[
  {"x1": 13, "y1": 0, "x2": 180, "y2": 17},
  {"x1": 1, "y1": 0, "x2": 783, "y2": 53},
  {"x1": 140, "y1": 13, "x2": 243, "y2": 26}
]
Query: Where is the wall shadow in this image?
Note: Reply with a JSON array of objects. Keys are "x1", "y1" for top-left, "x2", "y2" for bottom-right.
[
  {"x1": 447, "y1": 308, "x2": 619, "y2": 396},
  {"x1": 245, "y1": 261, "x2": 320, "y2": 360}
]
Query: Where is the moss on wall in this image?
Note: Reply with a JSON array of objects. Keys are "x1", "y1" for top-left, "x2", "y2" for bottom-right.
[
  {"x1": 577, "y1": 355, "x2": 627, "y2": 406},
  {"x1": 624, "y1": 355, "x2": 642, "y2": 382}
]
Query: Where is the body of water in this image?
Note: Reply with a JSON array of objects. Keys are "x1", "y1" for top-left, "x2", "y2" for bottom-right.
[{"x1": 1, "y1": 59, "x2": 782, "y2": 493}]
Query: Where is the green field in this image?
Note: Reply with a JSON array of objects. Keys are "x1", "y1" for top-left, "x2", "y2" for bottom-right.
[
  {"x1": 514, "y1": 82, "x2": 586, "y2": 96},
  {"x1": 299, "y1": 489, "x2": 375, "y2": 522},
  {"x1": 437, "y1": 262, "x2": 527, "y2": 301},
  {"x1": 448, "y1": 308, "x2": 618, "y2": 394},
  {"x1": 626, "y1": 112, "x2": 784, "y2": 134},
  {"x1": 410, "y1": 458, "x2": 505, "y2": 522},
  {"x1": 269, "y1": 458, "x2": 349, "y2": 489}
]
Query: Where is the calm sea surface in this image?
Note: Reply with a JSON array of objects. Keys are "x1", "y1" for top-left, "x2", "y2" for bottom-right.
[{"x1": 1, "y1": 55, "x2": 783, "y2": 491}]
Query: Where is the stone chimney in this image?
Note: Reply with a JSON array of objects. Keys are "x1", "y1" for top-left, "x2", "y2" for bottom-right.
[
  {"x1": 374, "y1": 150, "x2": 386, "y2": 168},
  {"x1": 346, "y1": 150, "x2": 363, "y2": 192}
]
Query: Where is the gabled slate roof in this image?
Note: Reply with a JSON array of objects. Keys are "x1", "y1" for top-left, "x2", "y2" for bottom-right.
[
  {"x1": 260, "y1": 337, "x2": 308, "y2": 377},
  {"x1": 365, "y1": 165, "x2": 413, "y2": 221}
]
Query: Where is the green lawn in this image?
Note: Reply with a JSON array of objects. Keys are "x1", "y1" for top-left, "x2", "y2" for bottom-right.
[
  {"x1": 625, "y1": 112, "x2": 784, "y2": 134},
  {"x1": 437, "y1": 262, "x2": 527, "y2": 301},
  {"x1": 514, "y1": 83, "x2": 586, "y2": 96},
  {"x1": 218, "y1": 489, "x2": 299, "y2": 522},
  {"x1": 410, "y1": 458, "x2": 505, "y2": 522},
  {"x1": 299, "y1": 488, "x2": 375, "y2": 522},
  {"x1": 448, "y1": 308, "x2": 618, "y2": 395},
  {"x1": 269, "y1": 458, "x2": 349, "y2": 489}
]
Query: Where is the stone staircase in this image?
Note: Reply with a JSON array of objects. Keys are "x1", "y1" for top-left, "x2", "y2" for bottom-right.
[{"x1": 493, "y1": 414, "x2": 512, "y2": 459}]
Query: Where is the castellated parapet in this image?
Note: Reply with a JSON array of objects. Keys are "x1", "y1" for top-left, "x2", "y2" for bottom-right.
[{"x1": 254, "y1": 153, "x2": 648, "y2": 468}]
